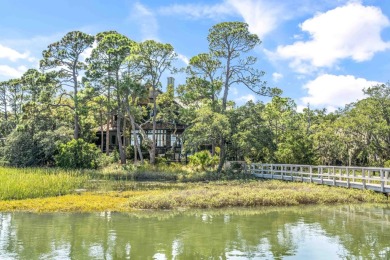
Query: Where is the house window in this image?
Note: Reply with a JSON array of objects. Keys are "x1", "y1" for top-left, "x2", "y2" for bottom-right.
[
  {"x1": 146, "y1": 130, "x2": 167, "y2": 147},
  {"x1": 171, "y1": 135, "x2": 182, "y2": 147},
  {"x1": 171, "y1": 135, "x2": 176, "y2": 147},
  {"x1": 130, "y1": 131, "x2": 141, "y2": 146},
  {"x1": 156, "y1": 130, "x2": 166, "y2": 147},
  {"x1": 111, "y1": 135, "x2": 116, "y2": 145}
]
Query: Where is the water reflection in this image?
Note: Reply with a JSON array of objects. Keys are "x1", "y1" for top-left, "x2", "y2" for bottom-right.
[{"x1": 0, "y1": 205, "x2": 389, "y2": 259}]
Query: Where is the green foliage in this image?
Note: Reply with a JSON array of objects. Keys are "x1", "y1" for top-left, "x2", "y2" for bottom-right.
[
  {"x1": 55, "y1": 139, "x2": 101, "y2": 169},
  {"x1": 3, "y1": 127, "x2": 72, "y2": 167},
  {"x1": 184, "y1": 106, "x2": 230, "y2": 152},
  {"x1": 189, "y1": 150, "x2": 219, "y2": 170}
]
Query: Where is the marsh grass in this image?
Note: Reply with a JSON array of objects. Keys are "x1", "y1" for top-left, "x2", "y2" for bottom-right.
[
  {"x1": 0, "y1": 193, "x2": 129, "y2": 212},
  {"x1": 0, "y1": 167, "x2": 87, "y2": 200},
  {"x1": 128, "y1": 180, "x2": 388, "y2": 209}
]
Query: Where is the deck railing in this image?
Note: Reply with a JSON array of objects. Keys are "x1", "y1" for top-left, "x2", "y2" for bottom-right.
[{"x1": 249, "y1": 163, "x2": 390, "y2": 193}]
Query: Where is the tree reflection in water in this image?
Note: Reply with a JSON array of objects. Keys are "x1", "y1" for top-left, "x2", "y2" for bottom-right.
[{"x1": 0, "y1": 205, "x2": 389, "y2": 259}]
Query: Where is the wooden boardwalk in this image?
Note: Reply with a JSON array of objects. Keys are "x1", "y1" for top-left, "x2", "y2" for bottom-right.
[{"x1": 250, "y1": 164, "x2": 390, "y2": 193}]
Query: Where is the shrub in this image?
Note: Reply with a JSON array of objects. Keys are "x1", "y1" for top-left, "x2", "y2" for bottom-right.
[
  {"x1": 189, "y1": 150, "x2": 219, "y2": 170},
  {"x1": 2, "y1": 127, "x2": 72, "y2": 167},
  {"x1": 55, "y1": 139, "x2": 101, "y2": 169}
]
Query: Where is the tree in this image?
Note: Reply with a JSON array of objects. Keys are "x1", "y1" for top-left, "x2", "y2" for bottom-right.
[
  {"x1": 128, "y1": 40, "x2": 177, "y2": 165},
  {"x1": 207, "y1": 21, "x2": 276, "y2": 172},
  {"x1": 87, "y1": 31, "x2": 133, "y2": 164},
  {"x1": 186, "y1": 53, "x2": 222, "y2": 109},
  {"x1": 0, "y1": 81, "x2": 8, "y2": 121},
  {"x1": 229, "y1": 101, "x2": 275, "y2": 162},
  {"x1": 40, "y1": 31, "x2": 94, "y2": 139},
  {"x1": 184, "y1": 105, "x2": 230, "y2": 155}
]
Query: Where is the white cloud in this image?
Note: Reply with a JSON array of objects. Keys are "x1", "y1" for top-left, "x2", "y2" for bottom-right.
[
  {"x1": 276, "y1": 2, "x2": 390, "y2": 73},
  {"x1": 227, "y1": 0, "x2": 282, "y2": 38},
  {"x1": 236, "y1": 94, "x2": 256, "y2": 103},
  {"x1": 301, "y1": 74, "x2": 380, "y2": 109},
  {"x1": 0, "y1": 65, "x2": 27, "y2": 78},
  {"x1": 272, "y1": 72, "x2": 283, "y2": 82},
  {"x1": 231, "y1": 87, "x2": 238, "y2": 95},
  {"x1": 130, "y1": 2, "x2": 159, "y2": 41},
  {"x1": 177, "y1": 53, "x2": 189, "y2": 65},
  {"x1": 159, "y1": 0, "x2": 289, "y2": 39},
  {"x1": 0, "y1": 44, "x2": 32, "y2": 62},
  {"x1": 80, "y1": 41, "x2": 97, "y2": 62},
  {"x1": 159, "y1": 3, "x2": 233, "y2": 19}
]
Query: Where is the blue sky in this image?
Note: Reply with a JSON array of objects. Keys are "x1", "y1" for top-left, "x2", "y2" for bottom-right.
[{"x1": 0, "y1": 0, "x2": 389, "y2": 111}]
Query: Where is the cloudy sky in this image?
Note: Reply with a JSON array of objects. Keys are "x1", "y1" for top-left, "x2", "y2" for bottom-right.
[{"x1": 0, "y1": 0, "x2": 389, "y2": 111}]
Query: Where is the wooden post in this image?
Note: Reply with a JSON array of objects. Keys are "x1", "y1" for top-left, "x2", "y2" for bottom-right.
[
  {"x1": 281, "y1": 165, "x2": 284, "y2": 180},
  {"x1": 321, "y1": 166, "x2": 324, "y2": 184},
  {"x1": 386, "y1": 170, "x2": 389, "y2": 186},
  {"x1": 347, "y1": 167, "x2": 350, "y2": 188},
  {"x1": 271, "y1": 164, "x2": 273, "y2": 179},
  {"x1": 381, "y1": 169, "x2": 384, "y2": 192},
  {"x1": 362, "y1": 169, "x2": 366, "y2": 190},
  {"x1": 309, "y1": 166, "x2": 313, "y2": 183},
  {"x1": 300, "y1": 166, "x2": 303, "y2": 182},
  {"x1": 367, "y1": 170, "x2": 371, "y2": 184},
  {"x1": 339, "y1": 168, "x2": 342, "y2": 182},
  {"x1": 332, "y1": 167, "x2": 336, "y2": 186},
  {"x1": 353, "y1": 169, "x2": 356, "y2": 182}
]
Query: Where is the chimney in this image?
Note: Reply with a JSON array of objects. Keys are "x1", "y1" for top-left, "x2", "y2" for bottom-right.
[{"x1": 167, "y1": 77, "x2": 175, "y2": 88}]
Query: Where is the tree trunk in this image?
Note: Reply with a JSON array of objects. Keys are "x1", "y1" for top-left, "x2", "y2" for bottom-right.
[
  {"x1": 116, "y1": 113, "x2": 126, "y2": 164},
  {"x1": 125, "y1": 94, "x2": 144, "y2": 164},
  {"x1": 123, "y1": 114, "x2": 127, "y2": 156},
  {"x1": 133, "y1": 124, "x2": 138, "y2": 163},
  {"x1": 217, "y1": 53, "x2": 232, "y2": 172},
  {"x1": 130, "y1": 114, "x2": 144, "y2": 164},
  {"x1": 73, "y1": 68, "x2": 79, "y2": 139},
  {"x1": 116, "y1": 75, "x2": 126, "y2": 165},
  {"x1": 217, "y1": 139, "x2": 227, "y2": 173},
  {"x1": 150, "y1": 86, "x2": 157, "y2": 165},
  {"x1": 106, "y1": 86, "x2": 111, "y2": 155},
  {"x1": 100, "y1": 108, "x2": 104, "y2": 152}
]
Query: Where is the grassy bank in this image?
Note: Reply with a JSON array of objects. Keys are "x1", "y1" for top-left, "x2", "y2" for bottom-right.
[{"x1": 0, "y1": 167, "x2": 87, "y2": 200}]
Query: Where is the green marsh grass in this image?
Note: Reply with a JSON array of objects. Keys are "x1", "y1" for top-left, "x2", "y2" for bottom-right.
[
  {"x1": 0, "y1": 167, "x2": 87, "y2": 200},
  {"x1": 128, "y1": 180, "x2": 388, "y2": 209}
]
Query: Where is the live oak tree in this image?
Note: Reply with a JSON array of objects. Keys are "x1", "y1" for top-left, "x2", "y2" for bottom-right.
[{"x1": 40, "y1": 31, "x2": 94, "y2": 139}]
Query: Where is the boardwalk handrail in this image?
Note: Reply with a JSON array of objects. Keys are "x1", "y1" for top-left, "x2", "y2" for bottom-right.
[{"x1": 249, "y1": 163, "x2": 390, "y2": 193}]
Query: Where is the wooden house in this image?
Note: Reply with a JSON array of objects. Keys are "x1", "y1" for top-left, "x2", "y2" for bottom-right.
[{"x1": 95, "y1": 77, "x2": 187, "y2": 162}]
